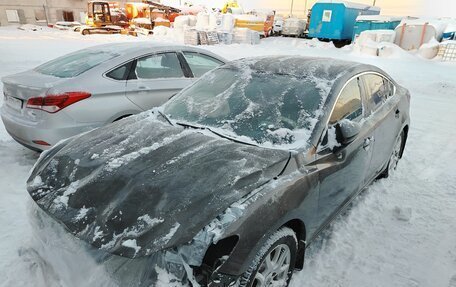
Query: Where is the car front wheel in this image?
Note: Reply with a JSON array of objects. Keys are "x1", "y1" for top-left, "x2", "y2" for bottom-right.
[{"x1": 239, "y1": 227, "x2": 298, "y2": 287}]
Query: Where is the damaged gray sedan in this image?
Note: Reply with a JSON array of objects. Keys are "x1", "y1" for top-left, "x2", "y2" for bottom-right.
[{"x1": 27, "y1": 56, "x2": 410, "y2": 287}]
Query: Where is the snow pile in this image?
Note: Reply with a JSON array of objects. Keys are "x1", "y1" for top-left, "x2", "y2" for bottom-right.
[
  {"x1": 356, "y1": 29, "x2": 396, "y2": 44},
  {"x1": 417, "y1": 38, "x2": 440, "y2": 59},
  {"x1": 18, "y1": 24, "x2": 46, "y2": 32}
]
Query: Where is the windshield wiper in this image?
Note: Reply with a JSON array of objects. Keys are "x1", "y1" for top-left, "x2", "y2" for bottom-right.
[
  {"x1": 205, "y1": 127, "x2": 259, "y2": 147},
  {"x1": 175, "y1": 121, "x2": 205, "y2": 130},
  {"x1": 175, "y1": 121, "x2": 258, "y2": 147},
  {"x1": 157, "y1": 110, "x2": 174, "y2": 126}
]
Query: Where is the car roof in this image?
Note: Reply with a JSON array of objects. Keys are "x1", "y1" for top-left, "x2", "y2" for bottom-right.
[
  {"x1": 226, "y1": 56, "x2": 374, "y2": 77},
  {"x1": 83, "y1": 41, "x2": 191, "y2": 54}
]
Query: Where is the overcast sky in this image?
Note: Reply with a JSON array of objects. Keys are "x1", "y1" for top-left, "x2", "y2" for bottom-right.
[{"x1": 165, "y1": 0, "x2": 456, "y2": 17}]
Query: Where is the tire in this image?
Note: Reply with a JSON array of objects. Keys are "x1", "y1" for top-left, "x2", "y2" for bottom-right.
[
  {"x1": 81, "y1": 29, "x2": 90, "y2": 35},
  {"x1": 382, "y1": 130, "x2": 405, "y2": 178},
  {"x1": 239, "y1": 227, "x2": 298, "y2": 287}
]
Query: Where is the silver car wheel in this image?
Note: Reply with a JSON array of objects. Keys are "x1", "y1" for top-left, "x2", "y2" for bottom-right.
[
  {"x1": 253, "y1": 244, "x2": 291, "y2": 287},
  {"x1": 388, "y1": 133, "x2": 403, "y2": 172}
]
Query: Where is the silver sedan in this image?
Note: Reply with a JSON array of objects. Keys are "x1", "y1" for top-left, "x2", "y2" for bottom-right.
[{"x1": 1, "y1": 42, "x2": 226, "y2": 151}]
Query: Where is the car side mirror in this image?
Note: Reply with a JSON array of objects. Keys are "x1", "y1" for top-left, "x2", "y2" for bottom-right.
[{"x1": 336, "y1": 120, "x2": 361, "y2": 145}]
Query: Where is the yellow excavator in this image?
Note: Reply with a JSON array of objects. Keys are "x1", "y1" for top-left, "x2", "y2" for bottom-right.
[{"x1": 81, "y1": 1, "x2": 127, "y2": 35}]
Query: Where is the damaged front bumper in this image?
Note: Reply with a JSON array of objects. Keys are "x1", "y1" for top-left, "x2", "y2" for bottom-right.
[
  {"x1": 28, "y1": 200, "x2": 244, "y2": 287},
  {"x1": 29, "y1": 201, "x2": 193, "y2": 287}
]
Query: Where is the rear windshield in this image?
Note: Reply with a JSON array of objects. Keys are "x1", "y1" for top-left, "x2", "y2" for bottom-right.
[{"x1": 35, "y1": 49, "x2": 120, "y2": 78}]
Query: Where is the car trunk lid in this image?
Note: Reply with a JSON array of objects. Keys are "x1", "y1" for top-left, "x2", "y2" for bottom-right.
[{"x1": 2, "y1": 70, "x2": 66, "y2": 119}]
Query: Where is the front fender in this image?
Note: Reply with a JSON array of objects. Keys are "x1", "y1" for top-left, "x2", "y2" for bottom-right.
[{"x1": 214, "y1": 163, "x2": 320, "y2": 277}]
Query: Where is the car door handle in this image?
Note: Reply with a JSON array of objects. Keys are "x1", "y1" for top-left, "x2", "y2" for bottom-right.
[
  {"x1": 395, "y1": 109, "x2": 400, "y2": 118},
  {"x1": 363, "y1": 137, "x2": 374, "y2": 150},
  {"x1": 138, "y1": 86, "x2": 149, "y2": 90}
]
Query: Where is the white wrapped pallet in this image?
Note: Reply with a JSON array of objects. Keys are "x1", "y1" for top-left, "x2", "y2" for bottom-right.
[
  {"x1": 196, "y1": 13, "x2": 210, "y2": 30},
  {"x1": 188, "y1": 15, "x2": 197, "y2": 26},
  {"x1": 174, "y1": 15, "x2": 190, "y2": 29},
  {"x1": 251, "y1": 31, "x2": 260, "y2": 45},
  {"x1": 209, "y1": 13, "x2": 219, "y2": 30},
  {"x1": 233, "y1": 28, "x2": 260, "y2": 45},
  {"x1": 184, "y1": 28, "x2": 199, "y2": 45},
  {"x1": 282, "y1": 18, "x2": 306, "y2": 37},
  {"x1": 217, "y1": 32, "x2": 233, "y2": 44},
  {"x1": 233, "y1": 28, "x2": 251, "y2": 44},
  {"x1": 221, "y1": 13, "x2": 235, "y2": 32}
]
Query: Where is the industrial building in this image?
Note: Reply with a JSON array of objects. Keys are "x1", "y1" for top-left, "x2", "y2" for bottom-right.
[{"x1": 0, "y1": 0, "x2": 127, "y2": 26}]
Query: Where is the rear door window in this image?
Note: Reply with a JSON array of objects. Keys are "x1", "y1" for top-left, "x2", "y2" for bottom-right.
[
  {"x1": 35, "y1": 49, "x2": 119, "y2": 78},
  {"x1": 106, "y1": 62, "x2": 133, "y2": 80},
  {"x1": 363, "y1": 74, "x2": 392, "y2": 111},
  {"x1": 329, "y1": 77, "x2": 363, "y2": 125},
  {"x1": 135, "y1": 53, "x2": 184, "y2": 79},
  {"x1": 183, "y1": 52, "x2": 224, "y2": 77}
]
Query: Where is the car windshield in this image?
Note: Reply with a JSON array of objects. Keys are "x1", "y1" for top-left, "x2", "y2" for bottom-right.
[
  {"x1": 164, "y1": 64, "x2": 336, "y2": 148},
  {"x1": 35, "y1": 49, "x2": 120, "y2": 78}
]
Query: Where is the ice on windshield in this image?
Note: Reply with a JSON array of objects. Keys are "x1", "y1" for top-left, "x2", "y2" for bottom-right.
[
  {"x1": 35, "y1": 49, "x2": 119, "y2": 78},
  {"x1": 164, "y1": 58, "x2": 346, "y2": 149}
]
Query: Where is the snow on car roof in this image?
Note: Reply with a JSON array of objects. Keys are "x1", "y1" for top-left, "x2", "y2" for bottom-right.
[
  {"x1": 228, "y1": 56, "x2": 365, "y2": 78},
  {"x1": 82, "y1": 41, "x2": 187, "y2": 55},
  {"x1": 316, "y1": 0, "x2": 380, "y2": 11}
]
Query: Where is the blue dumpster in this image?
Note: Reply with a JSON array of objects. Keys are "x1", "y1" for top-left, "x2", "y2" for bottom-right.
[
  {"x1": 308, "y1": 0, "x2": 380, "y2": 41},
  {"x1": 353, "y1": 15, "x2": 403, "y2": 40}
]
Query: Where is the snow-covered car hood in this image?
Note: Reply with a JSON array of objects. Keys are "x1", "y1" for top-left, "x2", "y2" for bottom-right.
[{"x1": 26, "y1": 111, "x2": 290, "y2": 259}]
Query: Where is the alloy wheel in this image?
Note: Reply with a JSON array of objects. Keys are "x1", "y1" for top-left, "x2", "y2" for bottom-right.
[
  {"x1": 388, "y1": 134, "x2": 403, "y2": 172},
  {"x1": 252, "y1": 244, "x2": 291, "y2": 287}
]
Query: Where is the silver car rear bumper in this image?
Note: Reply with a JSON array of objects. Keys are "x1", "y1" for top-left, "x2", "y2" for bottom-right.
[{"x1": 1, "y1": 107, "x2": 100, "y2": 151}]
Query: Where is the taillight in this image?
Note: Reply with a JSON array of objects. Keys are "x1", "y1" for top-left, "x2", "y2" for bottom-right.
[{"x1": 26, "y1": 92, "x2": 91, "y2": 113}]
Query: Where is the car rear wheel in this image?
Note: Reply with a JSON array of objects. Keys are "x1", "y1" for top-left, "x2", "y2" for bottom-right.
[
  {"x1": 383, "y1": 130, "x2": 404, "y2": 178},
  {"x1": 239, "y1": 227, "x2": 298, "y2": 287}
]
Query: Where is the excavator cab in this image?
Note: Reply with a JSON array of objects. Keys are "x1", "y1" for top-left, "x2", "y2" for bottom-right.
[{"x1": 87, "y1": 1, "x2": 112, "y2": 26}]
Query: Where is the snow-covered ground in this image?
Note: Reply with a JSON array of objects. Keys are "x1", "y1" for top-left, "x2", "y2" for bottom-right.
[{"x1": 0, "y1": 26, "x2": 456, "y2": 287}]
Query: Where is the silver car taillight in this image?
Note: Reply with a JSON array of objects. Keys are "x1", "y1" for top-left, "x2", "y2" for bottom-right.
[{"x1": 26, "y1": 92, "x2": 91, "y2": 113}]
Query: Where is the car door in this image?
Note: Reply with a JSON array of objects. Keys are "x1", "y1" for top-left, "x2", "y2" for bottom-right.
[
  {"x1": 125, "y1": 52, "x2": 193, "y2": 110},
  {"x1": 314, "y1": 76, "x2": 375, "y2": 227},
  {"x1": 361, "y1": 73, "x2": 402, "y2": 181},
  {"x1": 181, "y1": 51, "x2": 225, "y2": 80}
]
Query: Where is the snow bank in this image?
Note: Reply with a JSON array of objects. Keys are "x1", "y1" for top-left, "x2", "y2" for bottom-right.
[{"x1": 417, "y1": 38, "x2": 440, "y2": 59}]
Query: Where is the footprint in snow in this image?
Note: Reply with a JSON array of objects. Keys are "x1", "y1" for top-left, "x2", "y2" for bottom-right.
[{"x1": 392, "y1": 206, "x2": 412, "y2": 222}]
